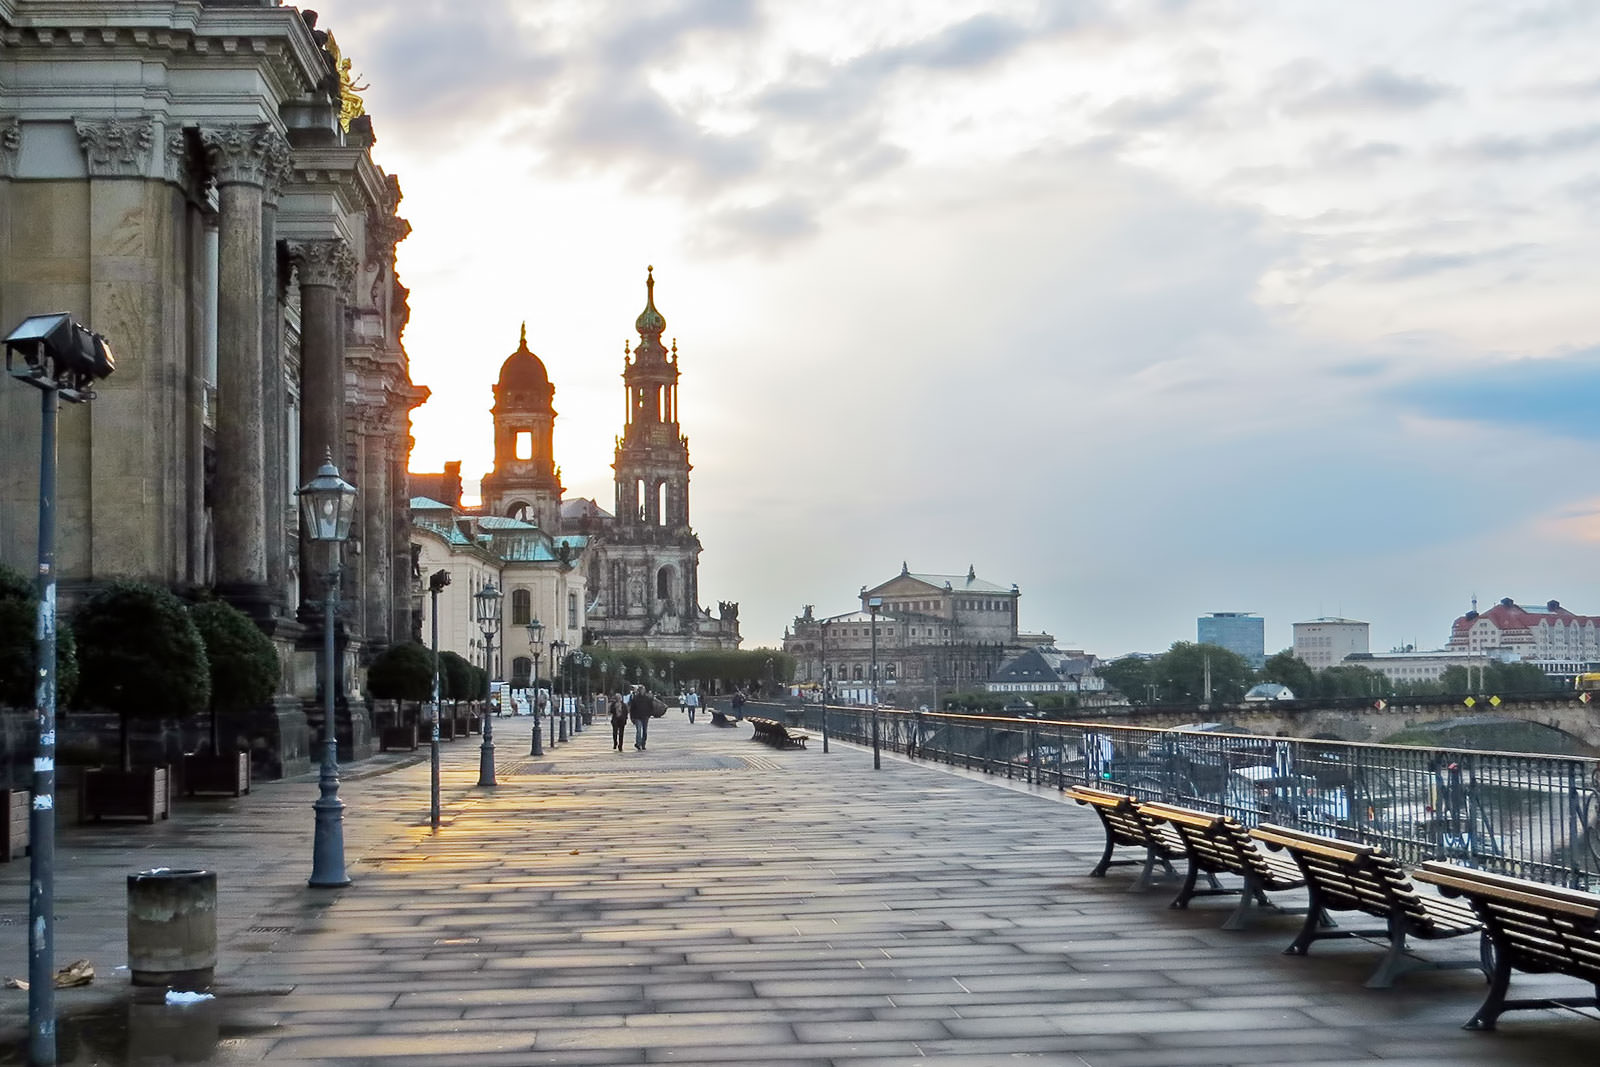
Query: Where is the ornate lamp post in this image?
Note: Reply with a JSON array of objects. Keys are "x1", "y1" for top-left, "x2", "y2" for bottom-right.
[
  {"x1": 298, "y1": 451, "x2": 358, "y2": 889},
  {"x1": 868, "y1": 596, "x2": 883, "y2": 706},
  {"x1": 526, "y1": 617, "x2": 545, "y2": 756},
  {"x1": 427, "y1": 568, "x2": 451, "y2": 828},
  {"x1": 474, "y1": 582, "x2": 503, "y2": 787},
  {"x1": 576, "y1": 651, "x2": 592, "y2": 728},
  {"x1": 549, "y1": 639, "x2": 567, "y2": 742}
]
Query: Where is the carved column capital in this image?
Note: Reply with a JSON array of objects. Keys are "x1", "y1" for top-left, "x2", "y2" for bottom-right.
[
  {"x1": 288, "y1": 238, "x2": 359, "y2": 292},
  {"x1": 261, "y1": 136, "x2": 294, "y2": 206},
  {"x1": 75, "y1": 116, "x2": 156, "y2": 178},
  {"x1": 0, "y1": 117, "x2": 20, "y2": 179},
  {"x1": 201, "y1": 123, "x2": 290, "y2": 189}
]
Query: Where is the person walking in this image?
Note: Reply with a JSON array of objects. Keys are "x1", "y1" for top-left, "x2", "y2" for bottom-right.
[
  {"x1": 685, "y1": 689, "x2": 698, "y2": 724},
  {"x1": 608, "y1": 691, "x2": 627, "y2": 752},
  {"x1": 731, "y1": 688, "x2": 746, "y2": 721},
  {"x1": 629, "y1": 685, "x2": 655, "y2": 750}
]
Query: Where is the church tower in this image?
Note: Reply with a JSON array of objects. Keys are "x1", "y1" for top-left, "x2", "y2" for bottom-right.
[{"x1": 480, "y1": 324, "x2": 563, "y2": 529}]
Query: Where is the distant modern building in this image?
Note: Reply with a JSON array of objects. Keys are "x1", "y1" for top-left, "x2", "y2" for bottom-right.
[
  {"x1": 1446, "y1": 598, "x2": 1600, "y2": 676},
  {"x1": 1293, "y1": 618, "x2": 1370, "y2": 670},
  {"x1": 1343, "y1": 649, "x2": 1518, "y2": 685},
  {"x1": 1198, "y1": 612, "x2": 1265, "y2": 668}
]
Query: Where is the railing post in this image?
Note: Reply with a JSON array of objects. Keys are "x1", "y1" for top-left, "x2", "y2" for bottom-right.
[
  {"x1": 983, "y1": 724, "x2": 992, "y2": 775},
  {"x1": 821, "y1": 704, "x2": 829, "y2": 754},
  {"x1": 872, "y1": 709, "x2": 881, "y2": 770}
]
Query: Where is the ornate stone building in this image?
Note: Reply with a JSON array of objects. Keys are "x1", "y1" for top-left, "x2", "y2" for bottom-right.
[
  {"x1": 413, "y1": 267, "x2": 740, "y2": 654},
  {"x1": 0, "y1": 1, "x2": 422, "y2": 773}
]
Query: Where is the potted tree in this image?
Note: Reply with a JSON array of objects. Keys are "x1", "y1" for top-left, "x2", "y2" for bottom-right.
[
  {"x1": 185, "y1": 599, "x2": 278, "y2": 796},
  {"x1": 367, "y1": 642, "x2": 434, "y2": 752},
  {"x1": 74, "y1": 581, "x2": 209, "y2": 822},
  {"x1": 0, "y1": 564, "x2": 77, "y2": 857},
  {"x1": 437, "y1": 651, "x2": 472, "y2": 739}
]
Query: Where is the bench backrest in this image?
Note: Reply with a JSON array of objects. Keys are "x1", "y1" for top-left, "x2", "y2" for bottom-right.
[
  {"x1": 1069, "y1": 787, "x2": 1182, "y2": 855},
  {"x1": 1252, "y1": 823, "x2": 1437, "y2": 928},
  {"x1": 1417, "y1": 861, "x2": 1600, "y2": 982},
  {"x1": 1141, "y1": 801, "x2": 1272, "y2": 881}
]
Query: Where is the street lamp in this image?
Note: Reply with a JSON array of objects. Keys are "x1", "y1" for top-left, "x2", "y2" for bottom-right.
[
  {"x1": 574, "y1": 651, "x2": 592, "y2": 729},
  {"x1": 526, "y1": 617, "x2": 545, "y2": 756},
  {"x1": 474, "y1": 582, "x2": 503, "y2": 787},
  {"x1": 549, "y1": 639, "x2": 567, "y2": 741},
  {"x1": 6, "y1": 312, "x2": 114, "y2": 1065},
  {"x1": 427, "y1": 569, "x2": 451, "y2": 828},
  {"x1": 868, "y1": 596, "x2": 883, "y2": 706},
  {"x1": 297, "y1": 451, "x2": 358, "y2": 889}
]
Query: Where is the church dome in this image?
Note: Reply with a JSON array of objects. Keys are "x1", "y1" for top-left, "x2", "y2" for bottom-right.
[
  {"x1": 498, "y1": 323, "x2": 550, "y2": 392},
  {"x1": 635, "y1": 265, "x2": 666, "y2": 336}
]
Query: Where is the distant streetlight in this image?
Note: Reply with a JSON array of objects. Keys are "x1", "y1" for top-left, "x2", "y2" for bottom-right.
[
  {"x1": 526, "y1": 617, "x2": 545, "y2": 756},
  {"x1": 298, "y1": 451, "x2": 358, "y2": 889},
  {"x1": 427, "y1": 568, "x2": 451, "y2": 827},
  {"x1": 868, "y1": 597, "x2": 883, "y2": 706},
  {"x1": 474, "y1": 582, "x2": 503, "y2": 786}
]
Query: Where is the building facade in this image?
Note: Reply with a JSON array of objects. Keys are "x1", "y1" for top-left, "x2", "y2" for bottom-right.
[
  {"x1": 411, "y1": 268, "x2": 740, "y2": 654},
  {"x1": 1198, "y1": 612, "x2": 1264, "y2": 668},
  {"x1": 0, "y1": 1, "x2": 420, "y2": 772},
  {"x1": 1292, "y1": 618, "x2": 1370, "y2": 670},
  {"x1": 782, "y1": 564, "x2": 1035, "y2": 701},
  {"x1": 1446, "y1": 598, "x2": 1600, "y2": 674}
]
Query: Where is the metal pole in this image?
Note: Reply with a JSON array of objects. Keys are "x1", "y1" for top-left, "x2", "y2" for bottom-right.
[
  {"x1": 309, "y1": 553, "x2": 350, "y2": 887},
  {"x1": 28, "y1": 382, "x2": 58, "y2": 1067},
  {"x1": 477, "y1": 628, "x2": 496, "y2": 786},
  {"x1": 822, "y1": 703, "x2": 829, "y2": 754},
  {"x1": 530, "y1": 651, "x2": 543, "y2": 756},
  {"x1": 872, "y1": 709, "x2": 881, "y2": 770},
  {"x1": 429, "y1": 586, "x2": 441, "y2": 829}
]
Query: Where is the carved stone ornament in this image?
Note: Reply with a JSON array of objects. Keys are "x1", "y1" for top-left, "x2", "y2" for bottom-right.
[
  {"x1": 288, "y1": 238, "x2": 359, "y2": 292},
  {"x1": 365, "y1": 212, "x2": 412, "y2": 263},
  {"x1": 0, "y1": 117, "x2": 20, "y2": 179},
  {"x1": 260, "y1": 135, "x2": 295, "y2": 206},
  {"x1": 75, "y1": 116, "x2": 156, "y2": 179},
  {"x1": 201, "y1": 123, "x2": 291, "y2": 189}
]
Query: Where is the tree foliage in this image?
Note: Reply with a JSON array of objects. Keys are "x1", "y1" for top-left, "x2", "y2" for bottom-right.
[
  {"x1": 1098, "y1": 656, "x2": 1153, "y2": 704},
  {"x1": 1259, "y1": 651, "x2": 1315, "y2": 697},
  {"x1": 366, "y1": 642, "x2": 437, "y2": 701},
  {"x1": 189, "y1": 599, "x2": 279, "y2": 713},
  {"x1": 74, "y1": 581, "x2": 209, "y2": 722},
  {"x1": 438, "y1": 650, "x2": 472, "y2": 700},
  {"x1": 1151, "y1": 642, "x2": 1252, "y2": 703},
  {"x1": 0, "y1": 563, "x2": 77, "y2": 708}
]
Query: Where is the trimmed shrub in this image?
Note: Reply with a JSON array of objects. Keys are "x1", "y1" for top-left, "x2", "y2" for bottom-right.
[
  {"x1": 0, "y1": 564, "x2": 78, "y2": 709},
  {"x1": 366, "y1": 642, "x2": 436, "y2": 702},
  {"x1": 189, "y1": 599, "x2": 280, "y2": 752},
  {"x1": 438, "y1": 650, "x2": 472, "y2": 701},
  {"x1": 74, "y1": 581, "x2": 209, "y2": 770}
]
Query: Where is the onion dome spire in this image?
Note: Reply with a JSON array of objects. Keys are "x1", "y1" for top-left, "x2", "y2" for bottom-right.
[{"x1": 635, "y1": 264, "x2": 666, "y2": 338}]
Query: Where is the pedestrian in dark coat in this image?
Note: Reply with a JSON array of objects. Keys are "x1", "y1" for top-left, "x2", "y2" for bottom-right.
[
  {"x1": 629, "y1": 686, "x2": 655, "y2": 750},
  {"x1": 608, "y1": 692, "x2": 627, "y2": 751}
]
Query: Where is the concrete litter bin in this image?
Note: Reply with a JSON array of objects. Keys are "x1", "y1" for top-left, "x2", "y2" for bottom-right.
[{"x1": 126, "y1": 868, "x2": 216, "y2": 991}]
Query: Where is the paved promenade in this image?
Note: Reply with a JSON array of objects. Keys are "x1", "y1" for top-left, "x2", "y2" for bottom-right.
[{"x1": 0, "y1": 712, "x2": 1596, "y2": 1065}]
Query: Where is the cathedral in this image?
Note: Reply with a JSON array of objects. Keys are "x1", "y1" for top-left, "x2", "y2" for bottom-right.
[{"x1": 412, "y1": 267, "x2": 740, "y2": 660}]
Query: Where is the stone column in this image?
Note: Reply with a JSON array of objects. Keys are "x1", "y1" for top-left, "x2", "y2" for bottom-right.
[
  {"x1": 202, "y1": 124, "x2": 287, "y2": 605},
  {"x1": 360, "y1": 415, "x2": 392, "y2": 647},
  {"x1": 287, "y1": 239, "x2": 354, "y2": 482},
  {"x1": 260, "y1": 145, "x2": 292, "y2": 614}
]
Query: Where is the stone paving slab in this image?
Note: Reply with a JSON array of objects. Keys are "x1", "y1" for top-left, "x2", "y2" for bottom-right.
[{"x1": 0, "y1": 714, "x2": 1596, "y2": 1064}]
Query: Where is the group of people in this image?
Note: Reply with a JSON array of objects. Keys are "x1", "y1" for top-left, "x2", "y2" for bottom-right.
[{"x1": 607, "y1": 687, "x2": 658, "y2": 751}]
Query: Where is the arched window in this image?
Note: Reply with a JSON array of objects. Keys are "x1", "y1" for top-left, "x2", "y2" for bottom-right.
[
  {"x1": 656, "y1": 565, "x2": 675, "y2": 601},
  {"x1": 511, "y1": 588, "x2": 531, "y2": 625},
  {"x1": 511, "y1": 657, "x2": 532, "y2": 688},
  {"x1": 657, "y1": 481, "x2": 668, "y2": 526},
  {"x1": 568, "y1": 592, "x2": 578, "y2": 629},
  {"x1": 852, "y1": 665, "x2": 863, "y2": 680}
]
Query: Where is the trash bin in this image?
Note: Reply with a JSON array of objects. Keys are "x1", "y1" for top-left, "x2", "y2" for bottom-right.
[{"x1": 126, "y1": 868, "x2": 216, "y2": 991}]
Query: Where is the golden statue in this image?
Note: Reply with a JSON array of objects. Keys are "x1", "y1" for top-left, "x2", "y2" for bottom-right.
[{"x1": 323, "y1": 32, "x2": 368, "y2": 132}]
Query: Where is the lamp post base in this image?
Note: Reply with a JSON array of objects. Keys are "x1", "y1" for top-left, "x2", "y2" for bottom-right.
[
  {"x1": 308, "y1": 794, "x2": 350, "y2": 887},
  {"x1": 477, "y1": 740, "x2": 496, "y2": 787},
  {"x1": 530, "y1": 723, "x2": 544, "y2": 756},
  {"x1": 558, "y1": 712, "x2": 568, "y2": 743}
]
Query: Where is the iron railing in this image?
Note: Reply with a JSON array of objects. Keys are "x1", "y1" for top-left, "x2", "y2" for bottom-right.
[{"x1": 798, "y1": 704, "x2": 1600, "y2": 890}]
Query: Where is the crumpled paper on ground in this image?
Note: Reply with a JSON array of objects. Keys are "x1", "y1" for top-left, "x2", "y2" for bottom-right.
[{"x1": 4, "y1": 958, "x2": 94, "y2": 990}]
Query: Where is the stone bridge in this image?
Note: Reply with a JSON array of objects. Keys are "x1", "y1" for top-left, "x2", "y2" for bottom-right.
[{"x1": 1073, "y1": 695, "x2": 1600, "y2": 754}]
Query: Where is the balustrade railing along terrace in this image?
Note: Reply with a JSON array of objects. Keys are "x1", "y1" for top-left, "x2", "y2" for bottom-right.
[{"x1": 795, "y1": 704, "x2": 1600, "y2": 890}]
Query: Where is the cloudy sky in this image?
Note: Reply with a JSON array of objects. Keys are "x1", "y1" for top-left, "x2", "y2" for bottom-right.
[{"x1": 311, "y1": 0, "x2": 1600, "y2": 656}]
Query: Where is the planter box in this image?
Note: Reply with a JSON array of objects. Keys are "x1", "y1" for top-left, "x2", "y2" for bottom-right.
[
  {"x1": 0, "y1": 789, "x2": 28, "y2": 860},
  {"x1": 438, "y1": 714, "x2": 456, "y2": 741},
  {"x1": 379, "y1": 722, "x2": 418, "y2": 753},
  {"x1": 454, "y1": 713, "x2": 472, "y2": 737},
  {"x1": 79, "y1": 766, "x2": 171, "y2": 824},
  {"x1": 182, "y1": 752, "x2": 251, "y2": 797}
]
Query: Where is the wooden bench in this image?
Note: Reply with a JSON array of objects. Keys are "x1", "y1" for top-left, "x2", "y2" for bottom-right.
[
  {"x1": 1251, "y1": 823, "x2": 1485, "y2": 988},
  {"x1": 1138, "y1": 801, "x2": 1307, "y2": 929},
  {"x1": 1415, "y1": 861, "x2": 1600, "y2": 1030},
  {"x1": 748, "y1": 717, "x2": 809, "y2": 749},
  {"x1": 1066, "y1": 785, "x2": 1186, "y2": 890}
]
